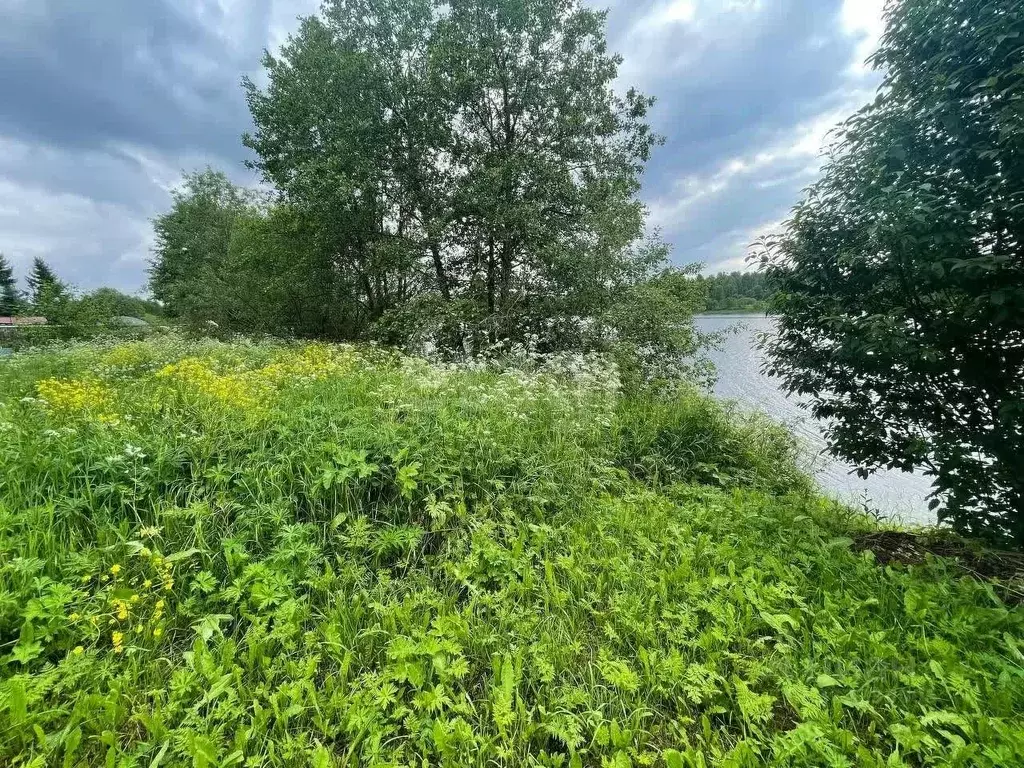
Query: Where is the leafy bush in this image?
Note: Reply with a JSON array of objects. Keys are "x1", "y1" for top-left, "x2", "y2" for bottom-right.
[
  {"x1": 0, "y1": 338, "x2": 1021, "y2": 767},
  {"x1": 757, "y1": 0, "x2": 1024, "y2": 545},
  {"x1": 612, "y1": 389, "x2": 811, "y2": 495}
]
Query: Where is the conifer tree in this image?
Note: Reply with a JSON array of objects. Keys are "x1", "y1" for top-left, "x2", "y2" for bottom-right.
[
  {"x1": 0, "y1": 253, "x2": 19, "y2": 316},
  {"x1": 26, "y1": 257, "x2": 61, "y2": 307}
]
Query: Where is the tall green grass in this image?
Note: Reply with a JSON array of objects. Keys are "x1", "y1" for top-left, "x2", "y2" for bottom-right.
[{"x1": 0, "y1": 337, "x2": 1021, "y2": 767}]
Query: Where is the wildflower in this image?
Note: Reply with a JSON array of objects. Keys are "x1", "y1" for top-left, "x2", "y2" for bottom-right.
[
  {"x1": 110, "y1": 564, "x2": 122, "y2": 576},
  {"x1": 153, "y1": 628, "x2": 163, "y2": 638},
  {"x1": 112, "y1": 631, "x2": 124, "y2": 653},
  {"x1": 35, "y1": 377, "x2": 116, "y2": 422},
  {"x1": 138, "y1": 547, "x2": 151, "y2": 558},
  {"x1": 70, "y1": 613, "x2": 80, "y2": 621},
  {"x1": 73, "y1": 646, "x2": 84, "y2": 655},
  {"x1": 143, "y1": 579, "x2": 153, "y2": 589},
  {"x1": 139, "y1": 526, "x2": 162, "y2": 539}
]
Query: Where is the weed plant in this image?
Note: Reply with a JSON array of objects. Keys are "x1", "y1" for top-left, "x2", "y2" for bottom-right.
[{"x1": 0, "y1": 337, "x2": 1021, "y2": 766}]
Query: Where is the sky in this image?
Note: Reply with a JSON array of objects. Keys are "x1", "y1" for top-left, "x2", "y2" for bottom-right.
[{"x1": 0, "y1": 0, "x2": 885, "y2": 293}]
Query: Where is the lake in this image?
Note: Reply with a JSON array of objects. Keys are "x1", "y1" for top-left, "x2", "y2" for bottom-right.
[{"x1": 695, "y1": 314, "x2": 936, "y2": 525}]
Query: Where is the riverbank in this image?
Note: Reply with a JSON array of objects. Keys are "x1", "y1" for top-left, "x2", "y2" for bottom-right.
[
  {"x1": 1, "y1": 337, "x2": 1021, "y2": 766},
  {"x1": 697, "y1": 314, "x2": 937, "y2": 523}
]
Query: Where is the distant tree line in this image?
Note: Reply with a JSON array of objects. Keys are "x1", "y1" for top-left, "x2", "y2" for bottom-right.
[
  {"x1": 0, "y1": 252, "x2": 162, "y2": 336},
  {"x1": 696, "y1": 271, "x2": 770, "y2": 313},
  {"x1": 150, "y1": 0, "x2": 711, "y2": 387}
]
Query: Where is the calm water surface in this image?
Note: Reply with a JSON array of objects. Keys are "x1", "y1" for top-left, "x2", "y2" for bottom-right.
[{"x1": 696, "y1": 314, "x2": 935, "y2": 525}]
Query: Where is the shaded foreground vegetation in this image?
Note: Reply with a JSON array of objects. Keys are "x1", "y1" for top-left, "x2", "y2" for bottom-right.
[{"x1": 1, "y1": 338, "x2": 1022, "y2": 767}]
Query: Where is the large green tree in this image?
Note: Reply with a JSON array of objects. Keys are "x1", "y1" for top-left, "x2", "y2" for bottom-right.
[
  {"x1": 149, "y1": 169, "x2": 255, "y2": 319},
  {"x1": 0, "y1": 254, "x2": 20, "y2": 316},
  {"x1": 243, "y1": 0, "x2": 689, "y2": 366},
  {"x1": 759, "y1": 0, "x2": 1024, "y2": 544}
]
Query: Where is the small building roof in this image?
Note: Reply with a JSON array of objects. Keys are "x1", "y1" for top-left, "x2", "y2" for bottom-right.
[{"x1": 112, "y1": 316, "x2": 149, "y2": 327}]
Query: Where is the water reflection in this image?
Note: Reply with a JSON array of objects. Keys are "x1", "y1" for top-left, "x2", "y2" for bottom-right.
[{"x1": 696, "y1": 314, "x2": 935, "y2": 525}]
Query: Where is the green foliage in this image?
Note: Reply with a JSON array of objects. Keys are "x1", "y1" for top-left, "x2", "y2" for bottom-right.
[
  {"x1": 75, "y1": 288, "x2": 162, "y2": 324},
  {"x1": 228, "y1": 0, "x2": 694, "y2": 365},
  {"x1": 697, "y1": 271, "x2": 771, "y2": 313},
  {"x1": 757, "y1": 0, "x2": 1024, "y2": 545},
  {"x1": 613, "y1": 389, "x2": 811, "y2": 495},
  {"x1": 0, "y1": 337, "x2": 1021, "y2": 767},
  {"x1": 0, "y1": 253, "x2": 21, "y2": 316},
  {"x1": 149, "y1": 169, "x2": 258, "y2": 321},
  {"x1": 26, "y1": 257, "x2": 63, "y2": 310}
]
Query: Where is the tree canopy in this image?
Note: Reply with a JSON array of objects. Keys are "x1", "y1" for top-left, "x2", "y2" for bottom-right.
[
  {"x1": 239, "y1": 0, "x2": 666, "y2": 347},
  {"x1": 151, "y1": 0, "x2": 708, "y2": 385},
  {"x1": 759, "y1": 0, "x2": 1024, "y2": 544}
]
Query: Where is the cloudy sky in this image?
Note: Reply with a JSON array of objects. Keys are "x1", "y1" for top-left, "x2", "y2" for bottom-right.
[{"x1": 0, "y1": 0, "x2": 884, "y2": 293}]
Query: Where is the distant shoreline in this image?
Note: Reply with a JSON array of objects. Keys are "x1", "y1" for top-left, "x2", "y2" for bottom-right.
[{"x1": 698, "y1": 308, "x2": 773, "y2": 316}]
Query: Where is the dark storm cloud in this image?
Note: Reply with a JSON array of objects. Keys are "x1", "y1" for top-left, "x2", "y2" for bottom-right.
[
  {"x1": 0, "y1": 0, "x2": 270, "y2": 158},
  {"x1": 0, "y1": 0, "x2": 314, "y2": 290},
  {"x1": 0, "y1": 0, "x2": 881, "y2": 290}
]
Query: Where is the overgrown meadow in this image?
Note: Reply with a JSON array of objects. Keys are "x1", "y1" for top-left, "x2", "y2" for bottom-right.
[{"x1": 0, "y1": 337, "x2": 1022, "y2": 767}]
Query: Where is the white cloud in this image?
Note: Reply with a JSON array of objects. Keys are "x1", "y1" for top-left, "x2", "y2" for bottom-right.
[
  {"x1": 640, "y1": 0, "x2": 886, "y2": 271},
  {"x1": 649, "y1": 0, "x2": 698, "y2": 26},
  {"x1": 841, "y1": 0, "x2": 886, "y2": 74},
  {"x1": 648, "y1": 105, "x2": 848, "y2": 231},
  {"x1": 0, "y1": 178, "x2": 153, "y2": 291}
]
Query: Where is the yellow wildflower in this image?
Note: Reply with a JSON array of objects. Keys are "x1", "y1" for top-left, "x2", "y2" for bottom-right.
[
  {"x1": 36, "y1": 377, "x2": 116, "y2": 422},
  {"x1": 258, "y1": 344, "x2": 355, "y2": 386},
  {"x1": 69, "y1": 613, "x2": 80, "y2": 622},
  {"x1": 153, "y1": 627, "x2": 163, "y2": 638},
  {"x1": 110, "y1": 564, "x2": 121, "y2": 576},
  {"x1": 156, "y1": 358, "x2": 267, "y2": 410},
  {"x1": 73, "y1": 646, "x2": 84, "y2": 655},
  {"x1": 112, "y1": 631, "x2": 124, "y2": 653},
  {"x1": 143, "y1": 579, "x2": 153, "y2": 589}
]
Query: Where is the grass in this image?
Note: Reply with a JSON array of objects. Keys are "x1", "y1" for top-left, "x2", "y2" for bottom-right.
[{"x1": 0, "y1": 336, "x2": 1021, "y2": 767}]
